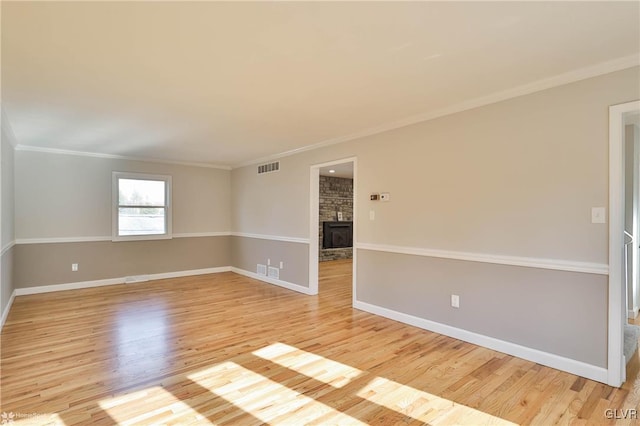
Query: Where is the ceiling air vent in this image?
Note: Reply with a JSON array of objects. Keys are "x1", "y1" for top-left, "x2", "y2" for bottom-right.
[{"x1": 257, "y1": 161, "x2": 280, "y2": 175}]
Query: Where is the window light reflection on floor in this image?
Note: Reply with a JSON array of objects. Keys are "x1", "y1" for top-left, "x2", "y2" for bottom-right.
[
  {"x1": 187, "y1": 361, "x2": 366, "y2": 425},
  {"x1": 254, "y1": 342, "x2": 515, "y2": 425},
  {"x1": 356, "y1": 375, "x2": 516, "y2": 425},
  {"x1": 252, "y1": 342, "x2": 362, "y2": 388},
  {"x1": 94, "y1": 341, "x2": 516, "y2": 425},
  {"x1": 98, "y1": 386, "x2": 211, "y2": 425}
]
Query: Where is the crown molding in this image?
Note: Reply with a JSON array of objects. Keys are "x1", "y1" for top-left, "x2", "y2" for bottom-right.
[
  {"x1": 14, "y1": 144, "x2": 232, "y2": 170},
  {"x1": 232, "y1": 54, "x2": 640, "y2": 169}
]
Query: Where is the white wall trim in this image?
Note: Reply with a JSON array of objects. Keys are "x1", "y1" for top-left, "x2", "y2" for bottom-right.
[
  {"x1": 0, "y1": 290, "x2": 16, "y2": 331},
  {"x1": 15, "y1": 233, "x2": 231, "y2": 245},
  {"x1": 354, "y1": 300, "x2": 608, "y2": 384},
  {"x1": 16, "y1": 236, "x2": 113, "y2": 244},
  {"x1": 231, "y1": 232, "x2": 310, "y2": 244},
  {"x1": 14, "y1": 266, "x2": 231, "y2": 296},
  {"x1": 356, "y1": 242, "x2": 608, "y2": 275},
  {"x1": 308, "y1": 156, "x2": 358, "y2": 296},
  {"x1": 230, "y1": 267, "x2": 314, "y2": 295},
  {"x1": 233, "y1": 54, "x2": 639, "y2": 169},
  {"x1": 1, "y1": 240, "x2": 15, "y2": 256},
  {"x1": 14, "y1": 144, "x2": 231, "y2": 170},
  {"x1": 173, "y1": 232, "x2": 231, "y2": 238}
]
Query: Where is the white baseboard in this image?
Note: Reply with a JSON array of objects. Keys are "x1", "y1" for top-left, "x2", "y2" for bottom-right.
[
  {"x1": 230, "y1": 267, "x2": 315, "y2": 295},
  {"x1": 14, "y1": 266, "x2": 231, "y2": 296},
  {"x1": 0, "y1": 289, "x2": 16, "y2": 331},
  {"x1": 147, "y1": 266, "x2": 231, "y2": 280},
  {"x1": 629, "y1": 306, "x2": 639, "y2": 319},
  {"x1": 353, "y1": 299, "x2": 608, "y2": 384}
]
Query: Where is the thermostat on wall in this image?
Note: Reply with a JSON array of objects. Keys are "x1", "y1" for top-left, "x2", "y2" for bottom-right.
[{"x1": 370, "y1": 193, "x2": 379, "y2": 201}]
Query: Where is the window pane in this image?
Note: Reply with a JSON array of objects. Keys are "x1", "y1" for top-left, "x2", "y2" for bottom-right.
[
  {"x1": 119, "y1": 179, "x2": 165, "y2": 206},
  {"x1": 118, "y1": 207, "x2": 166, "y2": 236}
]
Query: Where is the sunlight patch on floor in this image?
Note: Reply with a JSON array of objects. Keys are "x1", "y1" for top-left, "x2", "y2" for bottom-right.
[
  {"x1": 356, "y1": 376, "x2": 516, "y2": 425},
  {"x1": 253, "y1": 342, "x2": 362, "y2": 388},
  {"x1": 95, "y1": 342, "x2": 516, "y2": 424},
  {"x1": 188, "y1": 361, "x2": 367, "y2": 425},
  {"x1": 99, "y1": 386, "x2": 211, "y2": 425}
]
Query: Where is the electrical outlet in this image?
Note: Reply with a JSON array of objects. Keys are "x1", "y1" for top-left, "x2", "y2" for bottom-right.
[
  {"x1": 267, "y1": 258, "x2": 271, "y2": 266},
  {"x1": 280, "y1": 261, "x2": 284, "y2": 269},
  {"x1": 72, "y1": 263, "x2": 79, "y2": 272},
  {"x1": 451, "y1": 294, "x2": 460, "y2": 308}
]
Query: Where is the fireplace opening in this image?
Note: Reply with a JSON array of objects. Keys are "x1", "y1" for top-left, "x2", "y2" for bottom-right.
[{"x1": 322, "y1": 221, "x2": 353, "y2": 249}]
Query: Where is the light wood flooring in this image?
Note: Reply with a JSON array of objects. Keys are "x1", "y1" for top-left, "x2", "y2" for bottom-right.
[{"x1": 1, "y1": 259, "x2": 640, "y2": 425}]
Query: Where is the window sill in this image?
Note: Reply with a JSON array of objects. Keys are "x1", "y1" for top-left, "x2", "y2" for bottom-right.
[{"x1": 112, "y1": 234, "x2": 173, "y2": 242}]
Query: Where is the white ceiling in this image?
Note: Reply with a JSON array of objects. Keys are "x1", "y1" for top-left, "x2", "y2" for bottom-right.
[{"x1": 2, "y1": 2, "x2": 639, "y2": 168}]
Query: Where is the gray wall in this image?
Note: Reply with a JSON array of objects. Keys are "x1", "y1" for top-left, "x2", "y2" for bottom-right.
[
  {"x1": 15, "y1": 236, "x2": 229, "y2": 288},
  {"x1": 230, "y1": 236, "x2": 309, "y2": 287},
  {"x1": 233, "y1": 68, "x2": 640, "y2": 263},
  {"x1": 15, "y1": 151, "x2": 230, "y2": 239},
  {"x1": 13, "y1": 151, "x2": 231, "y2": 287},
  {"x1": 231, "y1": 67, "x2": 640, "y2": 369},
  {"x1": 357, "y1": 249, "x2": 608, "y2": 367},
  {"x1": 1, "y1": 126, "x2": 16, "y2": 317}
]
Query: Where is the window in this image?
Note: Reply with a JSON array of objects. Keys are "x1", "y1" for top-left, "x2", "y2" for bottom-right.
[{"x1": 112, "y1": 172, "x2": 172, "y2": 241}]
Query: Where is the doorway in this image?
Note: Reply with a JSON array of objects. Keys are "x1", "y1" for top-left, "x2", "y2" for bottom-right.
[
  {"x1": 625, "y1": 112, "x2": 640, "y2": 321},
  {"x1": 309, "y1": 158, "x2": 357, "y2": 300},
  {"x1": 609, "y1": 100, "x2": 640, "y2": 387}
]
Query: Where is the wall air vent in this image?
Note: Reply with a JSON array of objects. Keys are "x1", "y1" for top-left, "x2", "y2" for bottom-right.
[{"x1": 258, "y1": 161, "x2": 280, "y2": 175}]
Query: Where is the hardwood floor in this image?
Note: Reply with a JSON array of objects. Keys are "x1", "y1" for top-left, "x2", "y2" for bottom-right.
[{"x1": 1, "y1": 259, "x2": 639, "y2": 425}]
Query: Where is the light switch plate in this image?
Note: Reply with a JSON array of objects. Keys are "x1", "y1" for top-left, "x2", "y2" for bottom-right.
[
  {"x1": 592, "y1": 207, "x2": 606, "y2": 224},
  {"x1": 369, "y1": 210, "x2": 375, "y2": 221}
]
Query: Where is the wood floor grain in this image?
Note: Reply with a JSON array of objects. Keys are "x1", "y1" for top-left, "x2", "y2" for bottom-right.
[{"x1": 1, "y1": 260, "x2": 639, "y2": 425}]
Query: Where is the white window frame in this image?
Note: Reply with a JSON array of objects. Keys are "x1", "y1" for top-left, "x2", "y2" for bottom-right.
[{"x1": 112, "y1": 172, "x2": 173, "y2": 242}]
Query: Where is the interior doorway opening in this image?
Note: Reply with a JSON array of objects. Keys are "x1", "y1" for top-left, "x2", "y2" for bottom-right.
[
  {"x1": 609, "y1": 100, "x2": 640, "y2": 387},
  {"x1": 309, "y1": 158, "x2": 357, "y2": 299}
]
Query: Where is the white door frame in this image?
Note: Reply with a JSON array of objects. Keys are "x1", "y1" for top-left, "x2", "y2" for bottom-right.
[
  {"x1": 609, "y1": 100, "x2": 640, "y2": 387},
  {"x1": 309, "y1": 157, "x2": 357, "y2": 298},
  {"x1": 631, "y1": 129, "x2": 640, "y2": 319}
]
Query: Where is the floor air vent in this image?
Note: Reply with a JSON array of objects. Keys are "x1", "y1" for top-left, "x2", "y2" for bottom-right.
[
  {"x1": 258, "y1": 161, "x2": 280, "y2": 174},
  {"x1": 257, "y1": 264, "x2": 267, "y2": 275},
  {"x1": 268, "y1": 266, "x2": 280, "y2": 280}
]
